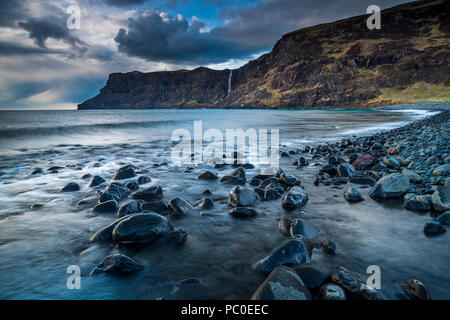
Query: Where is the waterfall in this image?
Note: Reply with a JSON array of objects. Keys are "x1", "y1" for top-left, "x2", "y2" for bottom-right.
[{"x1": 227, "y1": 70, "x2": 232, "y2": 95}]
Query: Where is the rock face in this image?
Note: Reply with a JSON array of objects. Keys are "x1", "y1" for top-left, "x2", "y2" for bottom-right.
[
  {"x1": 282, "y1": 186, "x2": 309, "y2": 210},
  {"x1": 112, "y1": 213, "x2": 171, "y2": 244},
  {"x1": 90, "y1": 254, "x2": 143, "y2": 275},
  {"x1": 369, "y1": 173, "x2": 410, "y2": 200},
  {"x1": 251, "y1": 266, "x2": 312, "y2": 300},
  {"x1": 252, "y1": 237, "x2": 311, "y2": 273},
  {"x1": 78, "y1": 1, "x2": 450, "y2": 110}
]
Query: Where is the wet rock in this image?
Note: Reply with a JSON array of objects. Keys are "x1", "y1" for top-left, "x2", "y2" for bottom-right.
[
  {"x1": 296, "y1": 157, "x2": 309, "y2": 167},
  {"x1": 220, "y1": 167, "x2": 246, "y2": 185},
  {"x1": 259, "y1": 177, "x2": 280, "y2": 189},
  {"x1": 250, "y1": 266, "x2": 312, "y2": 300},
  {"x1": 330, "y1": 267, "x2": 381, "y2": 300},
  {"x1": 279, "y1": 173, "x2": 301, "y2": 187},
  {"x1": 140, "y1": 200, "x2": 169, "y2": 215},
  {"x1": 252, "y1": 237, "x2": 311, "y2": 273},
  {"x1": 249, "y1": 177, "x2": 262, "y2": 186},
  {"x1": 433, "y1": 164, "x2": 450, "y2": 177},
  {"x1": 319, "y1": 164, "x2": 337, "y2": 176},
  {"x1": 132, "y1": 185, "x2": 163, "y2": 202},
  {"x1": 344, "y1": 187, "x2": 364, "y2": 202},
  {"x1": 320, "y1": 240, "x2": 336, "y2": 255},
  {"x1": 88, "y1": 175, "x2": 106, "y2": 187},
  {"x1": 278, "y1": 218, "x2": 294, "y2": 236},
  {"x1": 229, "y1": 207, "x2": 257, "y2": 218},
  {"x1": 368, "y1": 173, "x2": 410, "y2": 200},
  {"x1": 404, "y1": 193, "x2": 432, "y2": 212},
  {"x1": 125, "y1": 181, "x2": 139, "y2": 192},
  {"x1": 383, "y1": 156, "x2": 400, "y2": 169},
  {"x1": 197, "y1": 171, "x2": 218, "y2": 180},
  {"x1": 92, "y1": 200, "x2": 119, "y2": 214},
  {"x1": 228, "y1": 185, "x2": 257, "y2": 207},
  {"x1": 117, "y1": 201, "x2": 142, "y2": 217},
  {"x1": 60, "y1": 182, "x2": 80, "y2": 192},
  {"x1": 254, "y1": 187, "x2": 266, "y2": 200},
  {"x1": 280, "y1": 151, "x2": 290, "y2": 158},
  {"x1": 349, "y1": 175, "x2": 376, "y2": 186},
  {"x1": 31, "y1": 168, "x2": 43, "y2": 175},
  {"x1": 30, "y1": 203, "x2": 44, "y2": 210},
  {"x1": 352, "y1": 154, "x2": 374, "y2": 170},
  {"x1": 282, "y1": 186, "x2": 309, "y2": 211},
  {"x1": 113, "y1": 164, "x2": 136, "y2": 180},
  {"x1": 100, "y1": 182, "x2": 131, "y2": 202},
  {"x1": 431, "y1": 186, "x2": 450, "y2": 212},
  {"x1": 158, "y1": 229, "x2": 187, "y2": 245},
  {"x1": 423, "y1": 221, "x2": 446, "y2": 235},
  {"x1": 402, "y1": 169, "x2": 423, "y2": 184},
  {"x1": 292, "y1": 265, "x2": 328, "y2": 294},
  {"x1": 263, "y1": 188, "x2": 282, "y2": 201},
  {"x1": 193, "y1": 197, "x2": 214, "y2": 210},
  {"x1": 336, "y1": 163, "x2": 355, "y2": 178},
  {"x1": 90, "y1": 254, "x2": 143, "y2": 275},
  {"x1": 137, "y1": 176, "x2": 151, "y2": 185},
  {"x1": 399, "y1": 280, "x2": 432, "y2": 300},
  {"x1": 168, "y1": 197, "x2": 194, "y2": 216},
  {"x1": 167, "y1": 278, "x2": 212, "y2": 300},
  {"x1": 202, "y1": 188, "x2": 213, "y2": 196},
  {"x1": 81, "y1": 173, "x2": 92, "y2": 180},
  {"x1": 290, "y1": 219, "x2": 320, "y2": 241},
  {"x1": 328, "y1": 155, "x2": 342, "y2": 165},
  {"x1": 435, "y1": 211, "x2": 450, "y2": 225},
  {"x1": 318, "y1": 284, "x2": 347, "y2": 300},
  {"x1": 112, "y1": 213, "x2": 171, "y2": 244}
]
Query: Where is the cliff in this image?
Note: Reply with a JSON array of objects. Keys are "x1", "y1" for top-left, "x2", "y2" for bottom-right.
[{"x1": 78, "y1": 0, "x2": 450, "y2": 110}]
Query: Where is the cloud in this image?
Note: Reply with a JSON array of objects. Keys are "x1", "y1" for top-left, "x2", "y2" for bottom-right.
[
  {"x1": 103, "y1": 0, "x2": 148, "y2": 7},
  {"x1": 0, "y1": 0, "x2": 28, "y2": 27},
  {"x1": 0, "y1": 41, "x2": 66, "y2": 55}
]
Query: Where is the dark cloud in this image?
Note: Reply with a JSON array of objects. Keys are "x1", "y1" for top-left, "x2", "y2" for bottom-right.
[
  {"x1": 114, "y1": 11, "x2": 260, "y2": 64},
  {"x1": 0, "y1": 41, "x2": 66, "y2": 55},
  {"x1": 0, "y1": 0, "x2": 28, "y2": 27},
  {"x1": 103, "y1": 0, "x2": 148, "y2": 6}
]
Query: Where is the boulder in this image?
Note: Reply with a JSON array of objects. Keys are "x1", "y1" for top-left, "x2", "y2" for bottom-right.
[
  {"x1": 220, "y1": 167, "x2": 246, "y2": 185},
  {"x1": 423, "y1": 221, "x2": 446, "y2": 235},
  {"x1": 399, "y1": 280, "x2": 432, "y2": 300},
  {"x1": 92, "y1": 200, "x2": 119, "y2": 214},
  {"x1": 263, "y1": 188, "x2": 282, "y2": 201},
  {"x1": 352, "y1": 154, "x2": 374, "y2": 170},
  {"x1": 369, "y1": 173, "x2": 410, "y2": 200},
  {"x1": 282, "y1": 186, "x2": 309, "y2": 211},
  {"x1": 90, "y1": 254, "x2": 143, "y2": 275},
  {"x1": 330, "y1": 267, "x2": 381, "y2": 300},
  {"x1": 250, "y1": 266, "x2": 312, "y2": 300},
  {"x1": 90, "y1": 215, "x2": 130, "y2": 242},
  {"x1": 259, "y1": 177, "x2": 280, "y2": 189},
  {"x1": 337, "y1": 163, "x2": 355, "y2": 178},
  {"x1": 296, "y1": 157, "x2": 309, "y2": 167},
  {"x1": 249, "y1": 177, "x2": 262, "y2": 186},
  {"x1": 112, "y1": 213, "x2": 171, "y2": 244},
  {"x1": 402, "y1": 169, "x2": 423, "y2": 184},
  {"x1": 344, "y1": 187, "x2": 364, "y2": 202},
  {"x1": 279, "y1": 173, "x2": 301, "y2": 187},
  {"x1": 435, "y1": 211, "x2": 450, "y2": 225},
  {"x1": 319, "y1": 165, "x2": 337, "y2": 176},
  {"x1": 158, "y1": 229, "x2": 187, "y2": 245},
  {"x1": 113, "y1": 164, "x2": 136, "y2": 180},
  {"x1": 229, "y1": 207, "x2": 257, "y2": 218},
  {"x1": 252, "y1": 237, "x2": 311, "y2": 273},
  {"x1": 431, "y1": 186, "x2": 450, "y2": 212},
  {"x1": 132, "y1": 185, "x2": 163, "y2": 202},
  {"x1": 193, "y1": 197, "x2": 214, "y2": 210},
  {"x1": 278, "y1": 218, "x2": 294, "y2": 236},
  {"x1": 292, "y1": 265, "x2": 329, "y2": 294},
  {"x1": 117, "y1": 201, "x2": 142, "y2": 217},
  {"x1": 140, "y1": 200, "x2": 169, "y2": 215},
  {"x1": 136, "y1": 176, "x2": 151, "y2": 185},
  {"x1": 31, "y1": 168, "x2": 43, "y2": 175},
  {"x1": 168, "y1": 197, "x2": 194, "y2": 217},
  {"x1": 320, "y1": 240, "x2": 337, "y2": 255},
  {"x1": 349, "y1": 175, "x2": 376, "y2": 186},
  {"x1": 404, "y1": 193, "x2": 432, "y2": 212},
  {"x1": 290, "y1": 220, "x2": 320, "y2": 241},
  {"x1": 228, "y1": 186, "x2": 257, "y2": 207},
  {"x1": 100, "y1": 182, "x2": 131, "y2": 202},
  {"x1": 125, "y1": 181, "x2": 139, "y2": 191},
  {"x1": 318, "y1": 284, "x2": 347, "y2": 300},
  {"x1": 60, "y1": 182, "x2": 80, "y2": 192},
  {"x1": 88, "y1": 175, "x2": 106, "y2": 187},
  {"x1": 433, "y1": 164, "x2": 450, "y2": 177},
  {"x1": 197, "y1": 171, "x2": 218, "y2": 180}
]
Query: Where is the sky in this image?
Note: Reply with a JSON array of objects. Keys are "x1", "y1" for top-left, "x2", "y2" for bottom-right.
[{"x1": 0, "y1": 0, "x2": 413, "y2": 110}]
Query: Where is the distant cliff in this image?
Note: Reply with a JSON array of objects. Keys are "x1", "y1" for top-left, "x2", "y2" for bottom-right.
[{"x1": 78, "y1": 0, "x2": 450, "y2": 110}]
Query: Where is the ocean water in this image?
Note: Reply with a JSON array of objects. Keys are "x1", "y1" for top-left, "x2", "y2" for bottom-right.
[{"x1": 0, "y1": 103, "x2": 448, "y2": 299}]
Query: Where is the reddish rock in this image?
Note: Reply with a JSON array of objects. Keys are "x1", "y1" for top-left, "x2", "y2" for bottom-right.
[
  {"x1": 387, "y1": 147, "x2": 399, "y2": 155},
  {"x1": 352, "y1": 154, "x2": 375, "y2": 170}
]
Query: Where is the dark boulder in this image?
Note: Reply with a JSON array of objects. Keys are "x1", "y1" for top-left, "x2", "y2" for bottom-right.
[
  {"x1": 368, "y1": 173, "x2": 410, "y2": 200},
  {"x1": 60, "y1": 182, "x2": 80, "y2": 192},
  {"x1": 125, "y1": 181, "x2": 139, "y2": 192},
  {"x1": 193, "y1": 197, "x2": 214, "y2": 210},
  {"x1": 404, "y1": 193, "x2": 432, "y2": 212},
  {"x1": 100, "y1": 182, "x2": 131, "y2": 202},
  {"x1": 168, "y1": 197, "x2": 194, "y2": 216},
  {"x1": 117, "y1": 201, "x2": 142, "y2": 217},
  {"x1": 92, "y1": 200, "x2": 119, "y2": 214},
  {"x1": 431, "y1": 186, "x2": 450, "y2": 213},
  {"x1": 197, "y1": 171, "x2": 218, "y2": 180},
  {"x1": 282, "y1": 186, "x2": 309, "y2": 211},
  {"x1": 290, "y1": 220, "x2": 320, "y2": 241},
  {"x1": 220, "y1": 167, "x2": 246, "y2": 185},
  {"x1": 344, "y1": 187, "x2": 364, "y2": 202},
  {"x1": 113, "y1": 164, "x2": 136, "y2": 180},
  {"x1": 112, "y1": 213, "x2": 171, "y2": 244},
  {"x1": 399, "y1": 280, "x2": 432, "y2": 300},
  {"x1": 228, "y1": 185, "x2": 257, "y2": 207},
  {"x1": 229, "y1": 207, "x2": 257, "y2": 218},
  {"x1": 278, "y1": 218, "x2": 294, "y2": 236},
  {"x1": 140, "y1": 200, "x2": 169, "y2": 215},
  {"x1": 423, "y1": 220, "x2": 446, "y2": 235},
  {"x1": 137, "y1": 176, "x2": 151, "y2": 185},
  {"x1": 88, "y1": 175, "x2": 106, "y2": 187},
  {"x1": 280, "y1": 172, "x2": 301, "y2": 187},
  {"x1": 132, "y1": 185, "x2": 163, "y2": 202},
  {"x1": 158, "y1": 229, "x2": 187, "y2": 245},
  {"x1": 90, "y1": 254, "x2": 143, "y2": 275},
  {"x1": 330, "y1": 267, "x2": 381, "y2": 300}
]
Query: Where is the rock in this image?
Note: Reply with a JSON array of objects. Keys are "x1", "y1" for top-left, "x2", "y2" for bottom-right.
[
  {"x1": 254, "y1": 187, "x2": 266, "y2": 200},
  {"x1": 336, "y1": 163, "x2": 355, "y2": 178},
  {"x1": 296, "y1": 157, "x2": 309, "y2": 167},
  {"x1": 282, "y1": 186, "x2": 309, "y2": 211},
  {"x1": 279, "y1": 173, "x2": 301, "y2": 187},
  {"x1": 259, "y1": 177, "x2": 280, "y2": 189},
  {"x1": 81, "y1": 173, "x2": 92, "y2": 180},
  {"x1": 140, "y1": 200, "x2": 169, "y2": 215},
  {"x1": 319, "y1": 165, "x2": 337, "y2": 176},
  {"x1": 404, "y1": 193, "x2": 432, "y2": 212},
  {"x1": 30, "y1": 203, "x2": 44, "y2": 210},
  {"x1": 193, "y1": 197, "x2": 214, "y2": 210},
  {"x1": 399, "y1": 280, "x2": 432, "y2": 300},
  {"x1": 318, "y1": 284, "x2": 347, "y2": 300},
  {"x1": 352, "y1": 154, "x2": 374, "y2": 170},
  {"x1": 220, "y1": 167, "x2": 246, "y2": 185},
  {"x1": 330, "y1": 267, "x2": 381, "y2": 300},
  {"x1": 249, "y1": 177, "x2": 262, "y2": 186},
  {"x1": 31, "y1": 168, "x2": 43, "y2": 175},
  {"x1": 368, "y1": 173, "x2": 410, "y2": 200},
  {"x1": 264, "y1": 188, "x2": 282, "y2": 201},
  {"x1": 202, "y1": 188, "x2": 213, "y2": 196},
  {"x1": 344, "y1": 187, "x2": 364, "y2": 202},
  {"x1": 229, "y1": 207, "x2": 257, "y2": 218},
  {"x1": 252, "y1": 237, "x2": 311, "y2": 273},
  {"x1": 117, "y1": 201, "x2": 142, "y2": 217},
  {"x1": 433, "y1": 164, "x2": 450, "y2": 176},
  {"x1": 402, "y1": 169, "x2": 423, "y2": 184},
  {"x1": 88, "y1": 175, "x2": 106, "y2": 187},
  {"x1": 132, "y1": 185, "x2": 163, "y2": 202},
  {"x1": 158, "y1": 229, "x2": 187, "y2": 245},
  {"x1": 292, "y1": 265, "x2": 329, "y2": 294},
  {"x1": 250, "y1": 266, "x2": 312, "y2": 300},
  {"x1": 92, "y1": 200, "x2": 119, "y2": 214},
  {"x1": 435, "y1": 211, "x2": 450, "y2": 225},
  {"x1": 167, "y1": 278, "x2": 212, "y2": 299},
  {"x1": 90, "y1": 254, "x2": 143, "y2": 275},
  {"x1": 328, "y1": 155, "x2": 342, "y2": 165},
  {"x1": 383, "y1": 156, "x2": 400, "y2": 169},
  {"x1": 113, "y1": 164, "x2": 136, "y2": 180},
  {"x1": 423, "y1": 221, "x2": 446, "y2": 235},
  {"x1": 60, "y1": 182, "x2": 80, "y2": 192},
  {"x1": 168, "y1": 197, "x2": 194, "y2": 216},
  {"x1": 100, "y1": 182, "x2": 131, "y2": 202},
  {"x1": 320, "y1": 240, "x2": 337, "y2": 255},
  {"x1": 290, "y1": 220, "x2": 320, "y2": 241},
  {"x1": 431, "y1": 186, "x2": 450, "y2": 212},
  {"x1": 349, "y1": 175, "x2": 376, "y2": 186},
  {"x1": 125, "y1": 181, "x2": 139, "y2": 191},
  {"x1": 137, "y1": 176, "x2": 151, "y2": 185},
  {"x1": 197, "y1": 171, "x2": 218, "y2": 180},
  {"x1": 90, "y1": 215, "x2": 130, "y2": 242},
  {"x1": 387, "y1": 147, "x2": 399, "y2": 155},
  {"x1": 112, "y1": 213, "x2": 171, "y2": 244},
  {"x1": 278, "y1": 218, "x2": 294, "y2": 236},
  {"x1": 228, "y1": 185, "x2": 257, "y2": 207}
]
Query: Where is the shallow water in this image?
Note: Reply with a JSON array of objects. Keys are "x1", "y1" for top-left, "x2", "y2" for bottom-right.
[{"x1": 0, "y1": 103, "x2": 448, "y2": 299}]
